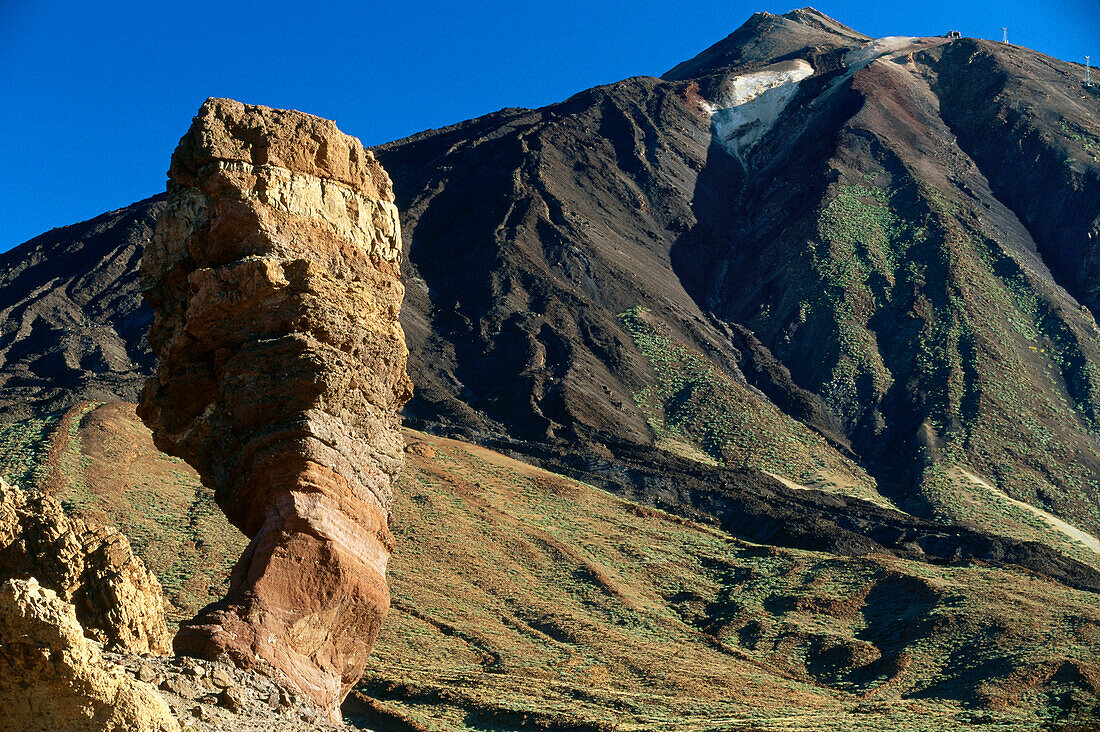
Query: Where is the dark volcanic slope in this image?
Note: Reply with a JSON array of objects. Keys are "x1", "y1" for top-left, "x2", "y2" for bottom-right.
[
  {"x1": 3, "y1": 9, "x2": 1100, "y2": 581},
  {"x1": 0, "y1": 196, "x2": 162, "y2": 421},
  {"x1": 379, "y1": 11, "x2": 1100, "y2": 546}
]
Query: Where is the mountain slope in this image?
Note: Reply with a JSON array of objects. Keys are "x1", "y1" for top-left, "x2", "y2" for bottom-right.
[
  {"x1": 376, "y1": 14, "x2": 1100, "y2": 550},
  {"x1": 1, "y1": 10, "x2": 1100, "y2": 592},
  {"x1": 0, "y1": 196, "x2": 163, "y2": 421},
  {"x1": 3, "y1": 402, "x2": 1098, "y2": 729}
]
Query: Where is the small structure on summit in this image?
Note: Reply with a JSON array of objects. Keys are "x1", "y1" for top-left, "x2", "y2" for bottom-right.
[{"x1": 139, "y1": 98, "x2": 413, "y2": 721}]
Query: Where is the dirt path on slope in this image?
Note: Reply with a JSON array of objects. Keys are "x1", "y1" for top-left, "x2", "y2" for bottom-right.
[{"x1": 960, "y1": 469, "x2": 1100, "y2": 556}]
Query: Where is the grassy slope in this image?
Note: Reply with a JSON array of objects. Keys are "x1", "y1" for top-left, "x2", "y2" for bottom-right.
[
  {"x1": 1, "y1": 402, "x2": 1098, "y2": 729},
  {"x1": 361, "y1": 433, "x2": 1100, "y2": 731},
  {"x1": 0, "y1": 401, "x2": 245, "y2": 622},
  {"x1": 807, "y1": 167, "x2": 1100, "y2": 564},
  {"x1": 617, "y1": 306, "x2": 889, "y2": 509},
  {"x1": 805, "y1": 139, "x2": 1100, "y2": 540},
  {"x1": 616, "y1": 301, "x2": 1100, "y2": 576},
  {"x1": 724, "y1": 153, "x2": 1100, "y2": 563}
]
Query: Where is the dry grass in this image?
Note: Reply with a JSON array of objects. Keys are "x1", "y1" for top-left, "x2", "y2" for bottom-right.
[
  {"x1": 359, "y1": 432, "x2": 1100, "y2": 730},
  {"x1": 0, "y1": 401, "x2": 245, "y2": 623},
  {"x1": 1, "y1": 403, "x2": 1098, "y2": 730}
]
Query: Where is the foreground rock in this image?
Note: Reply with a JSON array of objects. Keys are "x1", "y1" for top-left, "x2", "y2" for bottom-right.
[
  {"x1": 0, "y1": 477, "x2": 171, "y2": 654},
  {"x1": 0, "y1": 578, "x2": 179, "y2": 732},
  {"x1": 106, "y1": 651, "x2": 344, "y2": 732},
  {"x1": 0, "y1": 574, "x2": 341, "y2": 732},
  {"x1": 139, "y1": 97, "x2": 412, "y2": 720}
]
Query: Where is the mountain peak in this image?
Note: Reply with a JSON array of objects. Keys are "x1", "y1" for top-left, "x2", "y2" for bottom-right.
[
  {"x1": 663, "y1": 6, "x2": 870, "y2": 81},
  {"x1": 780, "y1": 7, "x2": 869, "y2": 38}
]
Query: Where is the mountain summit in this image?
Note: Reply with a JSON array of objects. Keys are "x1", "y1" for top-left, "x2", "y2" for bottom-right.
[{"x1": 663, "y1": 7, "x2": 869, "y2": 80}]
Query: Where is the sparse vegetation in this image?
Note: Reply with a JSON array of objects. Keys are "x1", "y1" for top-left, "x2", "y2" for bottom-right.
[
  {"x1": 0, "y1": 413, "x2": 59, "y2": 489},
  {"x1": 0, "y1": 402, "x2": 245, "y2": 623},
  {"x1": 4, "y1": 404, "x2": 1099, "y2": 730},
  {"x1": 746, "y1": 163, "x2": 1100, "y2": 541},
  {"x1": 618, "y1": 306, "x2": 885, "y2": 506},
  {"x1": 353, "y1": 432, "x2": 1100, "y2": 731},
  {"x1": 1060, "y1": 119, "x2": 1100, "y2": 162}
]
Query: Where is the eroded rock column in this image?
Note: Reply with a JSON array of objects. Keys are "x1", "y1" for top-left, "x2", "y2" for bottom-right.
[{"x1": 138, "y1": 98, "x2": 412, "y2": 720}]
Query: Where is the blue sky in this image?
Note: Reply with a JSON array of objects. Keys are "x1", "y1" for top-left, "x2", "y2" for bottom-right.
[{"x1": 0, "y1": 0, "x2": 1096, "y2": 252}]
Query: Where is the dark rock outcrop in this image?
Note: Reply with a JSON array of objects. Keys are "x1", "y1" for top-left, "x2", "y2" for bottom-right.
[{"x1": 138, "y1": 98, "x2": 412, "y2": 720}]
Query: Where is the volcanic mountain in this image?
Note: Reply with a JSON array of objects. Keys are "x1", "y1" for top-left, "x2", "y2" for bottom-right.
[
  {"x1": 3, "y1": 1, "x2": 1100, "y2": 639},
  {"x1": 4, "y1": 6, "x2": 1100, "y2": 728},
  {"x1": 379, "y1": 8, "x2": 1100, "y2": 549}
]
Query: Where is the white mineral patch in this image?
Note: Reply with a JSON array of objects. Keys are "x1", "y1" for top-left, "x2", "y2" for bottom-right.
[
  {"x1": 843, "y1": 36, "x2": 920, "y2": 69},
  {"x1": 812, "y1": 36, "x2": 946, "y2": 109},
  {"x1": 701, "y1": 59, "x2": 814, "y2": 162}
]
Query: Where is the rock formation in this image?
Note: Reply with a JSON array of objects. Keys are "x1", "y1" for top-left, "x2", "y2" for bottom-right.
[
  {"x1": 106, "y1": 651, "x2": 346, "y2": 731},
  {"x1": 0, "y1": 477, "x2": 171, "y2": 654},
  {"x1": 0, "y1": 578, "x2": 179, "y2": 732},
  {"x1": 138, "y1": 97, "x2": 412, "y2": 720}
]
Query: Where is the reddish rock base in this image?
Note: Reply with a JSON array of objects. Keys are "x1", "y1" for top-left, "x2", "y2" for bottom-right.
[{"x1": 174, "y1": 459, "x2": 395, "y2": 709}]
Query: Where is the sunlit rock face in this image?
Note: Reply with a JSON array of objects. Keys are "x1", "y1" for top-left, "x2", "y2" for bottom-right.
[
  {"x1": 0, "y1": 477, "x2": 172, "y2": 656},
  {"x1": 0, "y1": 577, "x2": 180, "y2": 732},
  {"x1": 138, "y1": 97, "x2": 412, "y2": 721}
]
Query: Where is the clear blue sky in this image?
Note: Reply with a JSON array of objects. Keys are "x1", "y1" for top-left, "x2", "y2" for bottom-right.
[{"x1": 1, "y1": 0, "x2": 1096, "y2": 252}]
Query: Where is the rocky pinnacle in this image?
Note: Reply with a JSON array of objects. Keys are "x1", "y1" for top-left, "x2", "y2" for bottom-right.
[{"x1": 138, "y1": 98, "x2": 412, "y2": 720}]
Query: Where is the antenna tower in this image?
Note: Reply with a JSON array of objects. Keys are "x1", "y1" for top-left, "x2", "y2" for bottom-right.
[
  {"x1": 1002, "y1": 27, "x2": 1008, "y2": 44},
  {"x1": 1087, "y1": 56, "x2": 1093, "y2": 86}
]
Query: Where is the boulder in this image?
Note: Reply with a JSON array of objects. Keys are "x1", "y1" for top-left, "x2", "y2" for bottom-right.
[
  {"x1": 0, "y1": 477, "x2": 171, "y2": 654},
  {"x1": 0, "y1": 578, "x2": 179, "y2": 732}
]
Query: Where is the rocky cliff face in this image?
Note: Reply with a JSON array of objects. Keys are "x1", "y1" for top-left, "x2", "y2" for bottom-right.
[
  {"x1": 0, "y1": 474, "x2": 177, "y2": 731},
  {"x1": 138, "y1": 98, "x2": 412, "y2": 720},
  {"x1": 0, "y1": 467, "x2": 353, "y2": 731},
  {"x1": 0, "y1": 477, "x2": 171, "y2": 654}
]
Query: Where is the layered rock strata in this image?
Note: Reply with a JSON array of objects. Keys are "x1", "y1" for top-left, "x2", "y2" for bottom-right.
[
  {"x1": 138, "y1": 98, "x2": 412, "y2": 720},
  {"x1": 0, "y1": 477, "x2": 171, "y2": 654},
  {"x1": 0, "y1": 578, "x2": 179, "y2": 732}
]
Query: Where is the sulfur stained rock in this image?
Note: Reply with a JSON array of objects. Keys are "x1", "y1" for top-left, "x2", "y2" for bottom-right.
[
  {"x1": 139, "y1": 98, "x2": 412, "y2": 721},
  {"x1": 0, "y1": 578, "x2": 179, "y2": 732},
  {"x1": 0, "y1": 477, "x2": 171, "y2": 655}
]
